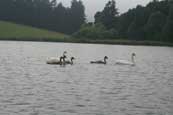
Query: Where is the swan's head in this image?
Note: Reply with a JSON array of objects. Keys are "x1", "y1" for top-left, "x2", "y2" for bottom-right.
[
  {"x1": 71, "y1": 57, "x2": 75, "y2": 60},
  {"x1": 63, "y1": 51, "x2": 67, "y2": 55},
  {"x1": 104, "y1": 56, "x2": 108, "y2": 60},
  {"x1": 132, "y1": 53, "x2": 136, "y2": 57}
]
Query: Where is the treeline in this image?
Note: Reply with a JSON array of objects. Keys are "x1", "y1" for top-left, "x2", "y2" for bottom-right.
[
  {"x1": 0, "y1": 0, "x2": 85, "y2": 34},
  {"x1": 1, "y1": 0, "x2": 173, "y2": 43},
  {"x1": 75, "y1": 0, "x2": 173, "y2": 42}
]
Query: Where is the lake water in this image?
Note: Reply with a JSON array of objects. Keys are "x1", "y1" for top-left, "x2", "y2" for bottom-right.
[{"x1": 0, "y1": 41, "x2": 173, "y2": 115}]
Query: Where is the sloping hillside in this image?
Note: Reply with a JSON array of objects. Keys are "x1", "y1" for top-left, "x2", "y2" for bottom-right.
[{"x1": 0, "y1": 21, "x2": 68, "y2": 41}]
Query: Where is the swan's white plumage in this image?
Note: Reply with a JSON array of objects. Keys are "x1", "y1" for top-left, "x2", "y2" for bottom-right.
[
  {"x1": 46, "y1": 57, "x2": 61, "y2": 64},
  {"x1": 115, "y1": 53, "x2": 136, "y2": 66},
  {"x1": 46, "y1": 51, "x2": 67, "y2": 64},
  {"x1": 115, "y1": 60, "x2": 135, "y2": 65}
]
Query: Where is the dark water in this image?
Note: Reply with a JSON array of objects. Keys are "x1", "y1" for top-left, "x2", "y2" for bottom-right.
[{"x1": 0, "y1": 41, "x2": 173, "y2": 115}]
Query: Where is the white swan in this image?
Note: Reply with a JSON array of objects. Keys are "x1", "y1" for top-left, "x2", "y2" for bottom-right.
[
  {"x1": 115, "y1": 53, "x2": 136, "y2": 66},
  {"x1": 46, "y1": 57, "x2": 61, "y2": 64},
  {"x1": 46, "y1": 56, "x2": 66, "y2": 65},
  {"x1": 46, "y1": 51, "x2": 67, "y2": 65}
]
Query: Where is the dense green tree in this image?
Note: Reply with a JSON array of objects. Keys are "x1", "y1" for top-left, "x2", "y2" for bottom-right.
[
  {"x1": 94, "y1": 12, "x2": 102, "y2": 24},
  {"x1": 145, "y1": 11, "x2": 166, "y2": 41},
  {"x1": 127, "y1": 5, "x2": 149, "y2": 40},
  {"x1": 52, "y1": 3, "x2": 68, "y2": 32},
  {"x1": 162, "y1": 4, "x2": 173, "y2": 42},
  {"x1": 73, "y1": 23, "x2": 117, "y2": 39},
  {"x1": 146, "y1": 0, "x2": 169, "y2": 15},
  {"x1": 0, "y1": 0, "x2": 85, "y2": 34},
  {"x1": 68, "y1": 0, "x2": 86, "y2": 34},
  {"x1": 95, "y1": 0, "x2": 118, "y2": 29},
  {"x1": 0, "y1": 0, "x2": 14, "y2": 20},
  {"x1": 117, "y1": 9, "x2": 136, "y2": 38}
]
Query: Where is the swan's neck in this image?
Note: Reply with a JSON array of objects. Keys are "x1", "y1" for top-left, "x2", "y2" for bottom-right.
[
  {"x1": 60, "y1": 57, "x2": 63, "y2": 62},
  {"x1": 71, "y1": 59, "x2": 74, "y2": 64},
  {"x1": 104, "y1": 59, "x2": 107, "y2": 64},
  {"x1": 62, "y1": 56, "x2": 66, "y2": 62},
  {"x1": 131, "y1": 55, "x2": 135, "y2": 63},
  {"x1": 63, "y1": 52, "x2": 66, "y2": 56}
]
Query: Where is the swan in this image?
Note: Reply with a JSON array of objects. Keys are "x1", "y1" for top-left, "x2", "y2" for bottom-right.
[
  {"x1": 46, "y1": 51, "x2": 67, "y2": 65},
  {"x1": 90, "y1": 56, "x2": 108, "y2": 64},
  {"x1": 65, "y1": 57, "x2": 75, "y2": 65},
  {"x1": 47, "y1": 56, "x2": 63, "y2": 64},
  {"x1": 115, "y1": 53, "x2": 136, "y2": 66},
  {"x1": 47, "y1": 55, "x2": 66, "y2": 65}
]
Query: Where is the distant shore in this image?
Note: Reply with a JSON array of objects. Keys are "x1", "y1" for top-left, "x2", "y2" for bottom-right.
[
  {"x1": 0, "y1": 38, "x2": 173, "y2": 47},
  {"x1": 1, "y1": 21, "x2": 172, "y2": 47},
  {"x1": 69, "y1": 38, "x2": 173, "y2": 47}
]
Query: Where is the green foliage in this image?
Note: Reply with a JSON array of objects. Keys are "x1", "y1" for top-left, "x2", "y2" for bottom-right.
[
  {"x1": 73, "y1": 0, "x2": 173, "y2": 42},
  {"x1": 145, "y1": 11, "x2": 166, "y2": 41},
  {"x1": 73, "y1": 23, "x2": 117, "y2": 39},
  {"x1": 127, "y1": 5, "x2": 148, "y2": 40},
  {"x1": 95, "y1": 0, "x2": 119, "y2": 29},
  {"x1": 117, "y1": 9, "x2": 135, "y2": 38},
  {"x1": 94, "y1": 0, "x2": 173, "y2": 42},
  {"x1": 68, "y1": 0, "x2": 86, "y2": 33},
  {"x1": 162, "y1": 4, "x2": 173, "y2": 42},
  {"x1": 0, "y1": 0, "x2": 173, "y2": 43},
  {"x1": 122, "y1": 0, "x2": 171, "y2": 41},
  {"x1": 0, "y1": 0, "x2": 86, "y2": 34}
]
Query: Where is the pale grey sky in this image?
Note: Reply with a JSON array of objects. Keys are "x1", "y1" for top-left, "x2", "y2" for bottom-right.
[{"x1": 59, "y1": 0, "x2": 152, "y2": 21}]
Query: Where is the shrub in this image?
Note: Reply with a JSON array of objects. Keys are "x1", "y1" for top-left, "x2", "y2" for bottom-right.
[{"x1": 73, "y1": 23, "x2": 118, "y2": 39}]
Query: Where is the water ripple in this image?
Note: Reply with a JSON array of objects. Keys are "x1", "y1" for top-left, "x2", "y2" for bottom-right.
[{"x1": 0, "y1": 41, "x2": 172, "y2": 115}]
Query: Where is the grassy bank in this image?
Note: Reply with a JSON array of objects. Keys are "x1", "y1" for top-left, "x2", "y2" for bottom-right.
[
  {"x1": 0, "y1": 21, "x2": 172, "y2": 46},
  {"x1": 0, "y1": 21, "x2": 68, "y2": 41}
]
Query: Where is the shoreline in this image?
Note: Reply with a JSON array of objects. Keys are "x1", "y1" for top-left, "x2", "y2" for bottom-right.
[{"x1": 0, "y1": 38, "x2": 173, "y2": 47}]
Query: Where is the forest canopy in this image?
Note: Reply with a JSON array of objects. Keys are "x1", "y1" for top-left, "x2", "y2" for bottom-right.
[
  {"x1": 75, "y1": 0, "x2": 173, "y2": 42},
  {"x1": 0, "y1": 0, "x2": 85, "y2": 34}
]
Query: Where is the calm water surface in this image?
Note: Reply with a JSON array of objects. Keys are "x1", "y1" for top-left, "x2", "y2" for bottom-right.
[{"x1": 0, "y1": 41, "x2": 173, "y2": 115}]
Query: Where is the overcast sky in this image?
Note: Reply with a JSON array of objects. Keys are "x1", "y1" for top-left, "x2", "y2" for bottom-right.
[{"x1": 59, "y1": 0, "x2": 152, "y2": 22}]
